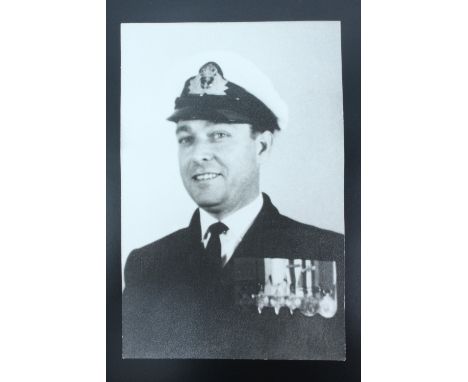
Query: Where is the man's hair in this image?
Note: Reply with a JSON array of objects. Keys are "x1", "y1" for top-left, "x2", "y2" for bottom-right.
[{"x1": 249, "y1": 124, "x2": 276, "y2": 138}]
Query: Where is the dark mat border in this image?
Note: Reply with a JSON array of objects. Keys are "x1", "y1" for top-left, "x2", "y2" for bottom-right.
[{"x1": 107, "y1": 1, "x2": 360, "y2": 380}]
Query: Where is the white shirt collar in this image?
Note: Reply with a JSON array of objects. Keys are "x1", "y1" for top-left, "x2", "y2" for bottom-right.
[{"x1": 199, "y1": 193, "x2": 264, "y2": 265}]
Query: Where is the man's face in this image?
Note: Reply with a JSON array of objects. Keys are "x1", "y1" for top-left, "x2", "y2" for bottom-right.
[{"x1": 176, "y1": 120, "x2": 264, "y2": 219}]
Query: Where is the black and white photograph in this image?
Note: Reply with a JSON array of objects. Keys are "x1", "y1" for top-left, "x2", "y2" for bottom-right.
[
  {"x1": 6, "y1": 0, "x2": 468, "y2": 380},
  {"x1": 121, "y1": 21, "x2": 346, "y2": 360}
]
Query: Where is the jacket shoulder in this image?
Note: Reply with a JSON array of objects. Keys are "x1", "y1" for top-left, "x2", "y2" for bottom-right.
[
  {"x1": 279, "y1": 214, "x2": 343, "y2": 236},
  {"x1": 124, "y1": 227, "x2": 190, "y2": 287},
  {"x1": 259, "y1": 213, "x2": 344, "y2": 261}
]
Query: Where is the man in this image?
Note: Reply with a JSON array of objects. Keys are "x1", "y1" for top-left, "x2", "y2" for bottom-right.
[{"x1": 123, "y1": 60, "x2": 345, "y2": 360}]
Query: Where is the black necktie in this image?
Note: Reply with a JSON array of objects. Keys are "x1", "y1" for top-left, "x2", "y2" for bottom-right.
[{"x1": 205, "y1": 222, "x2": 229, "y2": 268}]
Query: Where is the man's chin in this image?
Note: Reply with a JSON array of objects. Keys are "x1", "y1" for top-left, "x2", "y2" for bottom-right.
[
  {"x1": 191, "y1": 194, "x2": 224, "y2": 211},
  {"x1": 196, "y1": 199, "x2": 223, "y2": 212}
]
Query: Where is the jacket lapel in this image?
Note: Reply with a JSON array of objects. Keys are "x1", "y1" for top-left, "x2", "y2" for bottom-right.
[
  {"x1": 186, "y1": 193, "x2": 280, "y2": 262},
  {"x1": 229, "y1": 193, "x2": 280, "y2": 260}
]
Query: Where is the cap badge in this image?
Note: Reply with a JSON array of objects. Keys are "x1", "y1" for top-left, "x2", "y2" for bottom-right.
[{"x1": 188, "y1": 62, "x2": 228, "y2": 96}]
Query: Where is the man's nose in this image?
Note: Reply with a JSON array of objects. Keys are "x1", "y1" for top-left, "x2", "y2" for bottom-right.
[{"x1": 191, "y1": 141, "x2": 214, "y2": 162}]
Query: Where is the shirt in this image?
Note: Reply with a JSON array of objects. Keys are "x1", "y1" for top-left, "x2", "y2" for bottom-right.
[{"x1": 199, "y1": 194, "x2": 264, "y2": 267}]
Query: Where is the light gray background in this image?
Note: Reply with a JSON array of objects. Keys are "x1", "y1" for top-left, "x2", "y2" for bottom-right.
[{"x1": 121, "y1": 22, "x2": 344, "y2": 285}]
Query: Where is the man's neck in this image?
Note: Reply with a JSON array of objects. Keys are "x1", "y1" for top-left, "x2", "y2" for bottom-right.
[{"x1": 202, "y1": 192, "x2": 262, "y2": 221}]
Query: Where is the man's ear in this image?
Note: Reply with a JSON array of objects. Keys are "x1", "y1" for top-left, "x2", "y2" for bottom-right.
[{"x1": 255, "y1": 131, "x2": 273, "y2": 160}]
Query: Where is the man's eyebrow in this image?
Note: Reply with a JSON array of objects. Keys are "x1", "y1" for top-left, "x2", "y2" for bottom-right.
[{"x1": 175, "y1": 125, "x2": 190, "y2": 134}]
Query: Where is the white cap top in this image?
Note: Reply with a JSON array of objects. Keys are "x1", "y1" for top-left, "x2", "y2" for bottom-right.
[{"x1": 167, "y1": 50, "x2": 289, "y2": 131}]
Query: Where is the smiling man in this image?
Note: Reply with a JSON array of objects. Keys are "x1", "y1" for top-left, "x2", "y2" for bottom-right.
[
  {"x1": 123, "y1": 60, "x2": 345, "y2": 360},
  {"x1": 176, "y1": 120, "x2": 269, "y2": 220}
]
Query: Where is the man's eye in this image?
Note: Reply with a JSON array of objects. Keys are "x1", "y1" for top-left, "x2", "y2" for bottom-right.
[
  {"x1": 211, "y1": 132, "x2": 230, "y2": 140},
  {"x1": 178, "y1": 136, "x2": 193, "y2": 145}
]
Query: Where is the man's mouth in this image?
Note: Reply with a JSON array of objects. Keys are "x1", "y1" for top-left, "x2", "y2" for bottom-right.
[{"x1": 192, "y1": 172, "x2": 221, "y2": 181}]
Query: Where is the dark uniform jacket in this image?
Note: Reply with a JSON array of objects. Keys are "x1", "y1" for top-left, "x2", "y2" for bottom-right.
[{"x1": 123, "y1": 194, "x2": 345, "y2": 360}]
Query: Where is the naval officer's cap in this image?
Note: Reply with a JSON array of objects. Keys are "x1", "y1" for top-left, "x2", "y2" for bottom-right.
[{"x1": 167, "y1": 54, "x2": 288, "y2": 133}]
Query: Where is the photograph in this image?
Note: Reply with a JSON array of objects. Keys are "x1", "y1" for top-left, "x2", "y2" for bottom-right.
[{"x1": 120, "y1": 21, "x2": 345, "y2": 360}]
